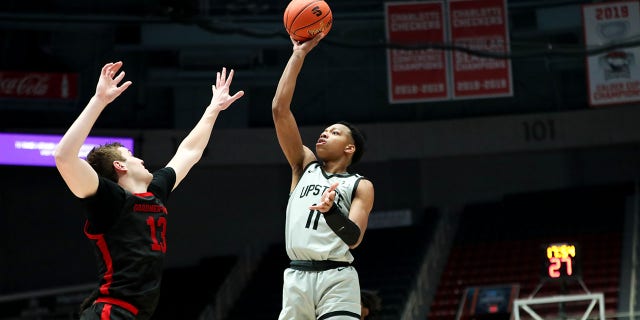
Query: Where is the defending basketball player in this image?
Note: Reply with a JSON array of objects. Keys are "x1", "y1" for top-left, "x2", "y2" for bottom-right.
[
  {"x1": 272, "y1": 33, "x2": 375, "y2": 319},
  {"x1": 54, "y1": 61, "x2": 243, "y2": 319}
]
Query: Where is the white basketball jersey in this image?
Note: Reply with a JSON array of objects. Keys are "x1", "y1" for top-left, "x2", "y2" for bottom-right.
[{"x1": 285, "y1": 161, "x2": 363, "y2": 262}]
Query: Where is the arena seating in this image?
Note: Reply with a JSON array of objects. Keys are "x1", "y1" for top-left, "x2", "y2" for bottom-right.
[{"x1": 427, "y1": 183, "x2": 630, "y2": 320}]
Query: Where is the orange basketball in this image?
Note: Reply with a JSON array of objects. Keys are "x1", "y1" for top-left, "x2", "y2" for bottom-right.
[{"x1": 283, "y1": 0, "x2": 332, "y2": 43}]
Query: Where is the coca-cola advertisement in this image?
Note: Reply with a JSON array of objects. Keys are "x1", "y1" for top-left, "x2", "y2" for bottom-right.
[{"x1": 0, "y1": 71, "x2": 78, "y2": 100}]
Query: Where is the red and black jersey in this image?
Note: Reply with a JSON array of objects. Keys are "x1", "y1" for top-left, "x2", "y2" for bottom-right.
[{"x1": 81, "y1": 167, "x2": 175, "y2": 320}]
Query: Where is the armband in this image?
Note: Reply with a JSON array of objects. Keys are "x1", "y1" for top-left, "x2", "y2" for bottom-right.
[{"x1": 323, "y1": 205, "x2": 361, "y2": 246}]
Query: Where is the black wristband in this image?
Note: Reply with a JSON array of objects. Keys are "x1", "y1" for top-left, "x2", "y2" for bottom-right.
[
  {"x1": 324, "y1": 204, "x2": 341, "y2": 217},
  {"x1": 323, "y1": 204, "x2": 361, "y2": 246}
]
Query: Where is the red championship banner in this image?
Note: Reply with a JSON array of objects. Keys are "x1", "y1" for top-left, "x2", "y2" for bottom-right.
[
  {"x1": 0, "y1": 71, "x2": 78, "y2": 100},
  {"x1": 385, "y1": 1, "x2": 449, "y2": 103},
  {"x1": 449, "y1": 0, "x2": 513, "y2": 99},
  {"x1": 583, "y1": 1, "x2": 640, "y2": 107}
]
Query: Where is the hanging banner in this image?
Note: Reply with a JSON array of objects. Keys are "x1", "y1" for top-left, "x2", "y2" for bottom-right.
[
  {"x1": 385, "y1": 1, "x2": 450, "y2": 103},
  {"x1": 449, "y1": 0, "x2": 513, "y2": 100},
  {"x1": 583, "y1": 0, "x2": 640, "y2": 107},
  {"x1": 0, "y1": 71, "x2": 78, "y2": 100}
]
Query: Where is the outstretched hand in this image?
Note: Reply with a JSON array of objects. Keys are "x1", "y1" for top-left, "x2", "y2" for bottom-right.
[
  {"x1": 95, "y1": 61, "x2": 132, "y2": 104},
  {"x1": 309, "y1": 182, "x2": 339, "y2": 213},
  {"x1": 210, "y1": 67, "x2": 245, "y2": 111}
]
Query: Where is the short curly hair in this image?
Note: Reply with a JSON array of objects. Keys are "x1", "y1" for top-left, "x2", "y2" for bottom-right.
[
  {"x1": 85, "y1": 142, "x2": 126, "y2": 182},
  {"x1": 337, "y1": 121, "x2": 366, "y2": 166}
]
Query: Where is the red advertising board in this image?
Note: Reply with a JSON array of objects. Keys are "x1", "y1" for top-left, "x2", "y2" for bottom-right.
[
  {"x1": 0, "y1": 71, "x2": 78, "y2": 100},
  {"x1": 449, "y1": 0, "x2": 513, "y2": 99},
  {"x1": 385, "y1": 1, "x2": 449, "y2": 103},
  {"x1": 582, "y1": 0, "x2": 640, "y2": 107}
]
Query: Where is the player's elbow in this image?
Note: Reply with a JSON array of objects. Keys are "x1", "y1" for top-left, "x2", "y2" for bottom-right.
[
  {"x1": 52, "y1": 144, "x2": 66, "y2": 162},
  {"x1": 170, "y1": 148, "x2": 202, "y2": 172},
  {"x1": 53, "y1": 148, "x2": 74, "y2": 169},
  {"x1": 183, "y1": 150, "x2": 203, "y2": 168},
  {"x1": 342, "y1": 228, "x2": 361, "y2": 247},
  {"x1": 348, "y1": 234, "x2": 364, "y2": 249},
  {"x1": 271, "y1": 99, "x2": 289, "y2": 116}
]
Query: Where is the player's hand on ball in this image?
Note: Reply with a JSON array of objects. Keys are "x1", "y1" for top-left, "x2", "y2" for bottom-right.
[{"x1": 292, "y1": 32, "x2": 324, "y2": 53}]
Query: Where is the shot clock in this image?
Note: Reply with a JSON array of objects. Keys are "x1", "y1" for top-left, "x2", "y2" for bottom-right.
[{"x1": 542, "y1": 242, "x2": 581, "y2": 280}]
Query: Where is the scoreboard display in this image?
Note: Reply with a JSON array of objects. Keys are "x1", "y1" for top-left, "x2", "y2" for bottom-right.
[{"x1": 542, "y1": 242, "x2": 581, "y2": 279}]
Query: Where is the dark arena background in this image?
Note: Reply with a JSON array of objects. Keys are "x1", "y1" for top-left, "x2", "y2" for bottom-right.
[{"x1": 1, "y1": 0, "x2": 640, "y2": 319}]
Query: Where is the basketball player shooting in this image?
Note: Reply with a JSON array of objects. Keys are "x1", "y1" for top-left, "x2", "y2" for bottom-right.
[{"x1": 272, "y1": 32, "x2": 375, "y2": 320}]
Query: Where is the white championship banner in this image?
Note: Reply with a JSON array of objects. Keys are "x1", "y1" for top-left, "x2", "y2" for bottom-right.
[{"x1": 583, "y1": 0, "x2": 640, "y2": 107}]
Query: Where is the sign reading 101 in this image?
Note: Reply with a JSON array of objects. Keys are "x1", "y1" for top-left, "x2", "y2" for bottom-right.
[{"x1": 543, "y1": 242, "x2": 581, "y2": 279}]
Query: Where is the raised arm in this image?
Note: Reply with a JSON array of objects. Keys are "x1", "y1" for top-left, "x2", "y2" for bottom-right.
[
  {"x1": 166, "y1": 67, "x2": 244, "y2": 190},
  {"x1": 54, "y1": 61, "x2": 132, "y2": 198},
  {"x1": 272, "y1": 34, "x2": 324, "y2": 185}
]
